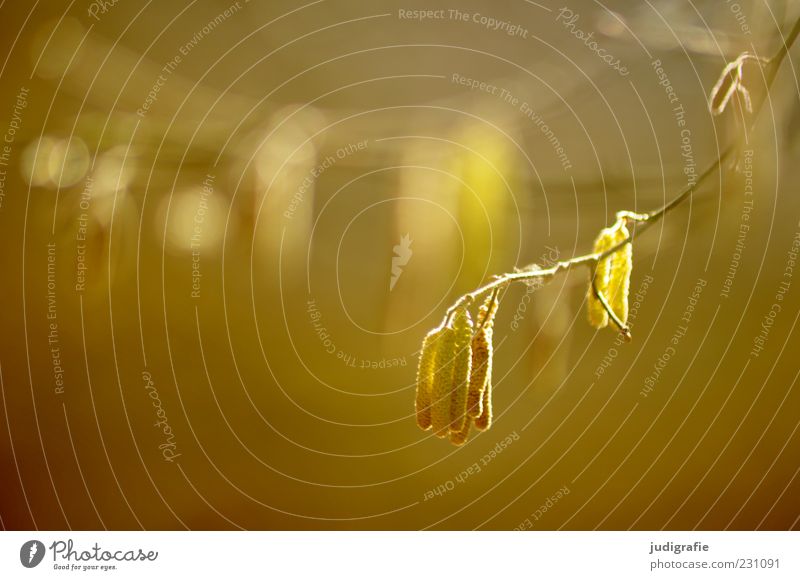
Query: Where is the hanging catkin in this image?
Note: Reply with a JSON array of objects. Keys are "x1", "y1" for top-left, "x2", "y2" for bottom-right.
[
  {"x1": 415, "y1": 326, "x2": 445, "y2": 430},
  {"x1": 450, "y1": 416, "x2": 471, "y2": 446},
  {"x1": 587, "y1": 227, "x2": 614, "y2": 328},
  {"x1": 473, "y1": 290, "x2": 497, "y2": 431},
  {"x1": 448, "y1": 306, "x2": 474, "y2": 433}
]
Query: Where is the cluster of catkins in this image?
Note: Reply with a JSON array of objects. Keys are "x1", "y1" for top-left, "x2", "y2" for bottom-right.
[
  {"x1": 415, "y1": 215, "x2": 634, "y2": 445},
  {"x1": 415, "y1": 293, "x2": 499, "y2": 445},
  {"x1": 587, "y1": 215, "x2": 634, "y2": 330}
]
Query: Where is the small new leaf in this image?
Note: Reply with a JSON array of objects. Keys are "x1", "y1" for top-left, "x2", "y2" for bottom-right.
[
  {"x1": 607, "y1": 222, "x2": 633, "y2": 326},
  {"x1": 467, "y1": 293, "x2": 498, "y2": 420}
]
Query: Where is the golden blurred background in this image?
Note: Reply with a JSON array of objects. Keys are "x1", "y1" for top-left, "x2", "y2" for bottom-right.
[{"x1": 0, "y1": 0, "x2": 798, "y2": 530}]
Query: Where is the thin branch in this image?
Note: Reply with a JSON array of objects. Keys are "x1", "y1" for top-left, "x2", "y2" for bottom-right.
[{"x1": 446, "y1": 15, "x2": 800, "y2": 325}]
